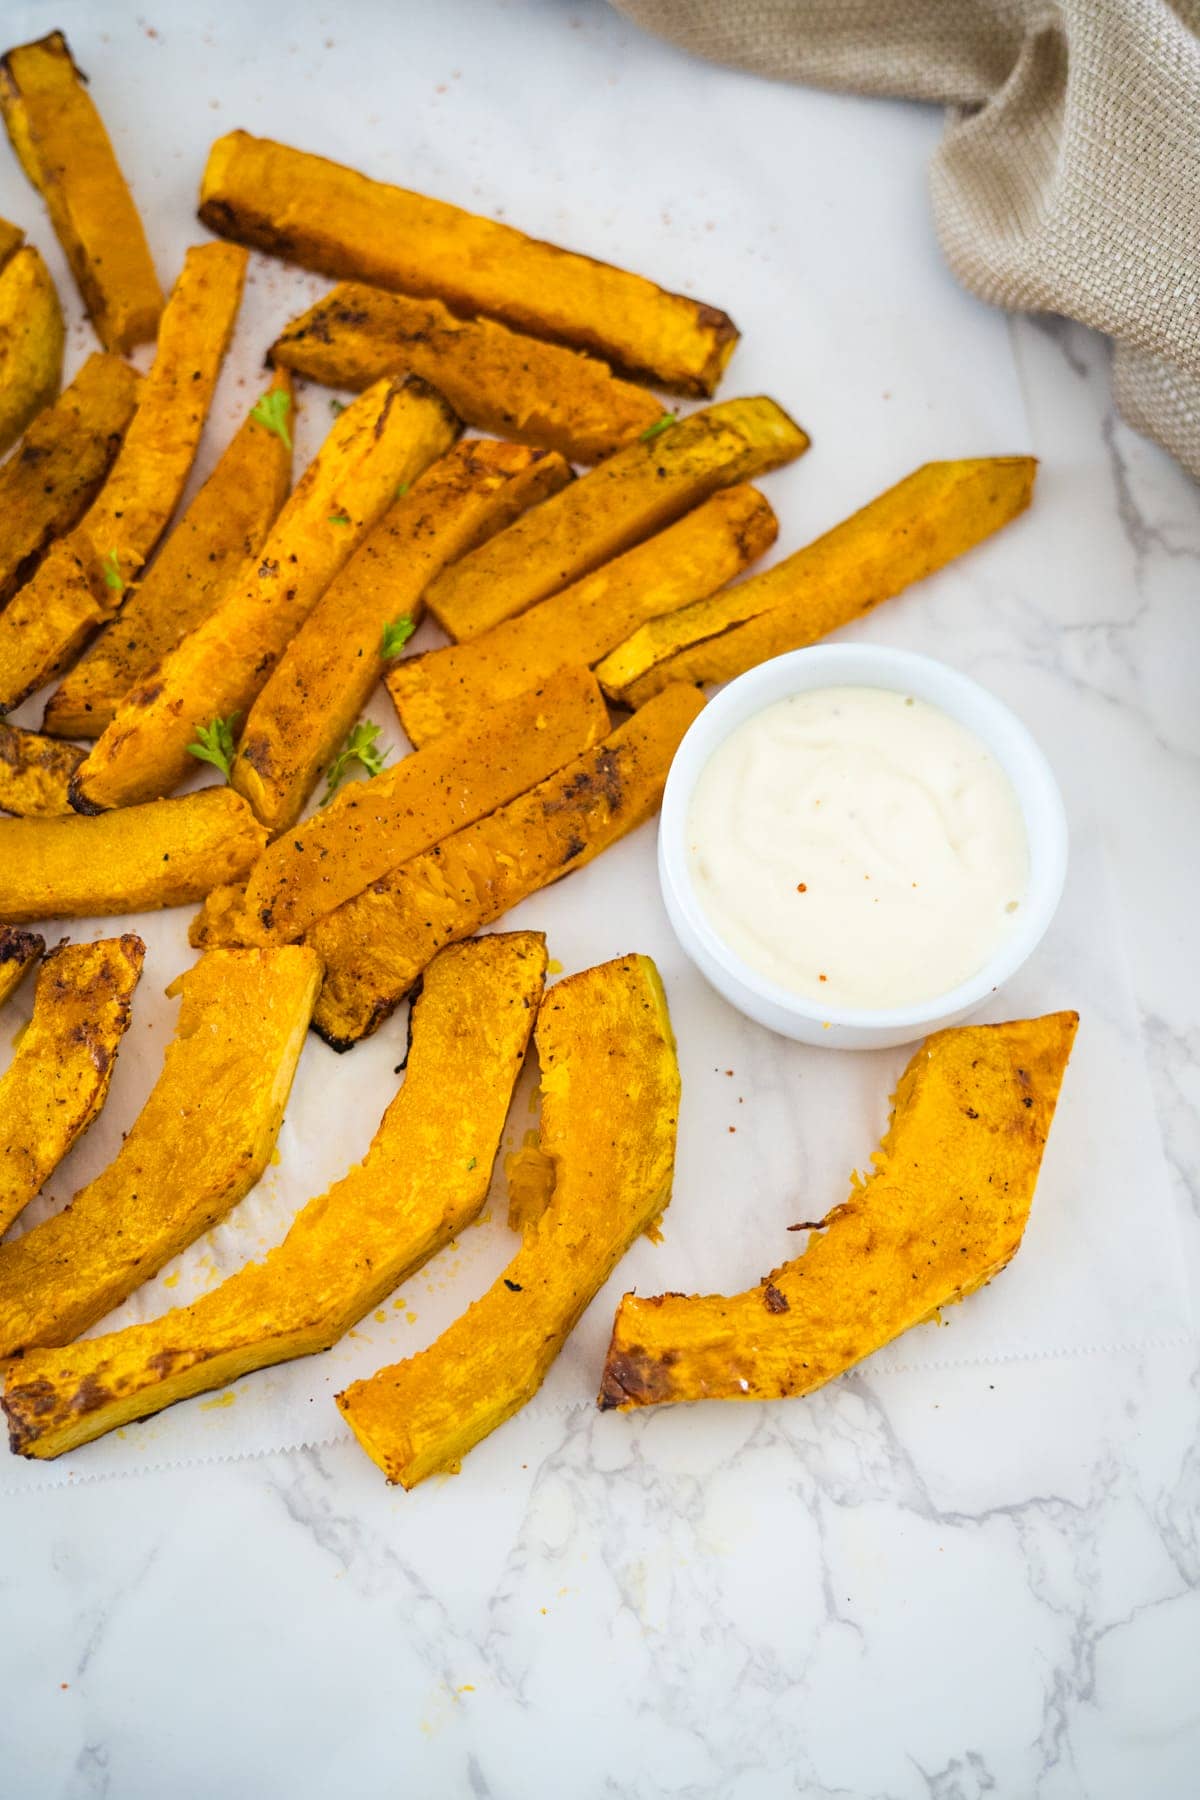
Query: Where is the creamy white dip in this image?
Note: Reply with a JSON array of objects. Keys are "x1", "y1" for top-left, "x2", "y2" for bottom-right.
[{"x1": 686, "y1": 686, "x2": 1029, "y2": 1010}]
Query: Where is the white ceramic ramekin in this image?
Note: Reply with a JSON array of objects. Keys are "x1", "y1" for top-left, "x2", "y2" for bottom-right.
[{"x1": 657, "y1": 644, "x2": 1068, "y2": 1050}]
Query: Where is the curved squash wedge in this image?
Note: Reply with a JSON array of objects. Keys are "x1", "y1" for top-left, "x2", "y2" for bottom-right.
[
  {"x1": 0, "y1": 243, "x2": 63, "y2": 457},
  {"x1": 0, "y1": 935, "x2": 144, "y2": 1236},
  {"x1": 599, "y1": 1012, "x2": 1079, "y2": 1411},
  {"x1": 338, "y1": 953, "x2": 680, "y2": 1488},
  {"x1": 3, "y1": 934, "x2": 546, "y2": 1460},
  {"x1": 0, "y1": 945, "x2": 321, "y2": 1360},
  {"x1": 0, "y1": 928, "x2": 43, "y2": 1011},
  {"x1": 0, "y1": 722, "x2": 85, "y2": 817}
]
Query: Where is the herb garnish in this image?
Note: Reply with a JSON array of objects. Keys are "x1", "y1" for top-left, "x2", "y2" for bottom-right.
[
  {"x1": 381, "y1": 615, "x2": 416, "y2": 659},
  {"x1": 328, "y1": 512, "x2": 350, "y2": 526},
  {"x1": 187, "y1": 713, "x2": 240, "y2": 780},
  {"x1": 251, "y1": 387, "x2": 293, "y2": 450},
  {"x1": 101, "y1": 551, "x2": 124, "y2": 594},
  {"x1": 322, "y1": 720, "x2": 390, "y2": 803},
  {"x1": 639, "y1": 413, "x2": 678, "y2": 442}
]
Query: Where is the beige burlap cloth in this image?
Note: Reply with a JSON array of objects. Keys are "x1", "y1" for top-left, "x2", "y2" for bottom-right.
[{"x1": 614, "y1": 0, "x2": 1200, "y2": 480}]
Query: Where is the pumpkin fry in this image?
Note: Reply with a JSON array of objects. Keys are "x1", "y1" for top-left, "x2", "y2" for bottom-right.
[
  {"x1": 310, "y1": 682, "x2": 704, "y2": 1049},
  {"x1": 231, "y1": 436, "x2": 567, "y2": 834},
  {"x1": 0, "y1": 31, "x2": 162, "y2": 350},
  {"x1": 0, "y1": 352, "x2": 140, "y2": 613},
  {"x1": 0, "y1": 928, "x2": 43, "y2": 1011},
  {"x1": 270, "y1": 281, "x2": 664, "y2": 463},
  {"x1": 388, "y1": 484, "x2": 777, "y2": 747},
  {"x1": 3, "y1": 935, "x2": 546, "y2": 1460},
  {"x1": 0, "y1": 243, "x2": 247, "y2": 710},
  {"x1": 599, "y1": 1012, "x2": 1079, "y2": 1411},
  {"x1": 0, "y1": 946, "x2": 321, "y2": 1360},
  {"x1": 0, "y1": 936, "x2": 144, "y2": 1236},
  {"x1": 0, "y1": 788, "x2": 267, "y2": 925},
  {"x1": 424, "y1": 397, "x2": 808, "y2": 641},
  {"x1": 0, "y1": 722, "x2": 84, "y2": 817},
  {"x1": 43, "y1": 371, "x2": 294, "y2": 739},
  {"x1": 596, "y1": 458, "x2": 1038, "y2": 706},
  {"x1": 338, "y1": 953, "x2": 680, "y2": 1488},
  {"x1": 200, "y1": 130, "x2": 737, "y2": 395},
  {"x1": 0, "y1": 243, "x2": 63, "y2": 456}
]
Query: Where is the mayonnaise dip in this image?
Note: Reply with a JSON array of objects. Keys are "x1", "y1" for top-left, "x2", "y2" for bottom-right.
[{"x1": 686, "y1": 686, "x2": 1029, "y2": 1010}]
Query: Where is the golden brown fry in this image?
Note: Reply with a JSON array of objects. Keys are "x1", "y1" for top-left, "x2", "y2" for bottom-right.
[
  {"x1": 425, "y1": 398, "x2": 807, "y2": 642},
  {"x1": 270, "y1": 281, "x2": 665, "y2": 463},
  {"x1": 0, "y1": 935, "x2": 143, "y2": 1236},
  {"x1": 339, "y1": 953, "x2": 680, "y2": 1487},
  {"x1": 231, "y1": 436, "x2": 566, "y2": 834},
  {"x1": 0, "y1": 352, "x2": 140, "y2": 612},
  {"x1": 0, "y1": 788, "x2": 267, "y2": 925},
  {"x1": 0, "y1": 216, "x2": 21, "y2": 267},
  {"x1": 70, "y1": 377, "x2": 456, "y2": 813},
  {"x1": 0, "y1": 946, "x2": 321, "y2": 1360},
  {"x1": 388, "y1": 484, "x2": 777, "y2": 747},
  {"x1": 193, "y1": 665, "x2": 609, "y2": 948},
  {"x1": 599, "y1": 1013, "x2": 1079, "y2": 1411},
  {"x1": 0, "y1": 244, "x2": 63, "y2": 456},
  {"x1": 4, "y1": 934, "x2": 547, "y2": 1460},
  {"x1": 200, "y1": 130, "x2": 737, "y2": 396},
  {"x1": 597, "y1": 458, "x2": 1038, "y2": 705},
  {"x1": 0, "y1": 721, "x2": 84, "y2": 817},
  {"x1": 0, "y1": 243, "x2": 247, "y2": 710},
  {"x1": 0, "y1": 928, "x2": 43, "y2": 1010},
  {"x1": 310, "y1": 682, "x2": 704, "y2": 1049},
  {"x1": 0, "y1": 31, "x2": 162, "y2": 350},
  {"x1": 43, "y1": 370, "x2": 294, "y2": 738}
]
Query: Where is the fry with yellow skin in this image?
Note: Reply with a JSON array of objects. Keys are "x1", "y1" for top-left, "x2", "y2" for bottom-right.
[
  {"x1": 596, "y1": 458, "x2": 1038, "y2": 706},
  {"x1": 200, "y1": 130, "x2": 737, "y2": 396},
  {"x1": 0, "y1": 244, "x2": 63, "y2": 456},
  {"x1": 0, "y1": 352, "x2": 140, "y2": 612},
  {"x1": 44, "y1": 371, "x2": 294, "y2": 739},
  {"x1": 70, "y1": 376, "x2": 457, "y2": 813},
  {"x1": 0, "y1": 928, "x2": 43, "y2": 1010},
  {"x1": 0, "y1": 243, "x2": 248, "y2": 710},
  {"x1": 0, "y1": 722, "x2": 84, "y2": 817},
  {"x1": 599, "y1": 1013, "x2": 1079, "y2": 1411},
  {"x1": 0, "y1": 31, "x2": 162, "y2": 350},
  {"x1": 232, "y1": 436, "x2": 566, "y2": 834},
  {"x1": 425, "y1": 397, "x2": 807, "y2": 642},
  {"x1": 0, "y1": 936, "x2": 143, "y2": 1236},
  {"x1": 339, "y1": 953, "x2": 679, "y2": 1487},
  {"x1": 0, "y1": 946, "x2": 321, "y2": 1360},
  {"x1": 388, "y1": 484, "x2": 777, "y2": 747},
  {"x1": 0, "y1": 788, "x2": 267, "y2": 925},
  {"x1": 310, "y1": 682, "x2": 705, "y2": 1049},
  {"x1": 3, "y1": 934, "x2": 548, "y2": 1460},
  {"x1": 270, "y1": 282, "x2": 665, "y2": 463},
  {"x1": 193, "y1": 665, "x2": 609, "y2": 948}
]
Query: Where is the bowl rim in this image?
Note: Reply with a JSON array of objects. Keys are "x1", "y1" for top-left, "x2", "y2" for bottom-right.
[{"x1": 657, "y1": 643, "x2": 1069, "y2": 1032}]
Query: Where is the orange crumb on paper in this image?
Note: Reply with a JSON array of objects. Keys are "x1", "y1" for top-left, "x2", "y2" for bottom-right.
[
  {"x1": 163, "y1": 1272, "x2": 179, "y2": 1289},
  {"x1": 270, "y1": 1146, "x2": 282, "y2": 1165},
  {"x1": 547, "y1": 957, "x2": 563, "y2": 974},
  {"x1": 374, "y1": 1310, "x2": 387, "y2": 1324},
  {"x1": 199, "y1": 1391, "x2": 235, "y2": 1411}
]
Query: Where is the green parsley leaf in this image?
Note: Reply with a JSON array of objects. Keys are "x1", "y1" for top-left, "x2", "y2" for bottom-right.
[
  {"x1": 380, "y1": 615, "x2": 416, "y2": 659},
  {"x1": 322, "y1": 720, "x2": 391, "y2": 804},
  {"x1": 251, "y1": 387, "x2": 293, "y2": 450},
  {"x1": 328, "y1": 512, "x2": 351, "y2": 526},
  {"x1": 101, "y1": 551, "x2": 124, "y2": 594},
  {"x1": 639, "y1": 413, "x2": 678, "y2": 442},
  {"x1": 187, "y1": 713, "x2": 240, "y2": 781},
  {"x1": 329, "y1": 398, "x2": 346, "y2": 417},
  {"x1": 466, "y1": 1156, "x2": 477, "y2": 1170},
  {"x1": 394, "y1": 481, "x2": 410, "y2": 499}
]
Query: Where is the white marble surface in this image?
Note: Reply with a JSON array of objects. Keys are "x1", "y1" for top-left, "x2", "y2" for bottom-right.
[{"x1": 2, "y1": 2, "x2": 1199, "y2": 1795}]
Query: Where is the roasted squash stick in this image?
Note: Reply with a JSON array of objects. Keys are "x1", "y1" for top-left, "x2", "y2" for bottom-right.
[
  {"x1": 0, "y1": 946, "x2": 320, "y2": 1360},
  {"x1": 389, "y1": 485, "x2": 777, "y2": 747},
  {"x1": 0, "y1": 788, "x2": 266, "y2": 924},
  {"x1": 270, "y1": 282, "x2": 664, "y2": 463},
  {"x1": 599, "y1": 1012, "x2": 1079, "y2": 1411},
  {"x1": 339, "y1": 953, "x2": 680, "y2": 1487},
  {"x1": 596, "y1": 458, "x2": 1038, "y2": 706},
  {"x1": 425, "y1": 398, "x2": 807, "y2": 641},
  {"x1": 0, "y1": 936, "x2": 143, "y2": 1236},
  {"x1": 0, "y1": 242, "x2": 63, "y2": 456},
  {"x1": 0, "y1": 243, "x2": 247, "y2": 710},
  {"x1": 0, "y1": 928, "x2": 43, "y2": 1010},
  {"x1": 70, "y1": 376, "x2": 456, "y2": 813},
  {"x1": 0, "y1": 721, "x2": 84, "y2": 817},
  {"x1": 193, "y1": 665, "x2": 608, "y2": 948},
  {"x1": 0, "y1": 31, "x2": 162, "y2": 350},
  {"x1": 200, "y1": 130, "x2": 737, "y2": 396},
  {"x1": 311, "y1": 682, "x2": 704, "y2": 1048},
  {"x1": 3, "y1": 934, "x2": 548, "y2": 1460},
  {"x1": 0, "y1": 352, "x2": 140, "y2": 612},
  {"x1": 43, "y1": 371, "x2": 294, "y2": 739},
  {"x1": 231, "y1": 436, "x2": 566, "y2": 833}
]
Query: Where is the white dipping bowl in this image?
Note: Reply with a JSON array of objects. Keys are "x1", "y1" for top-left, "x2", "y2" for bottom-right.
[{"x1": 658, "y1": 644, "x2": 1068, "y2": 1050}]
